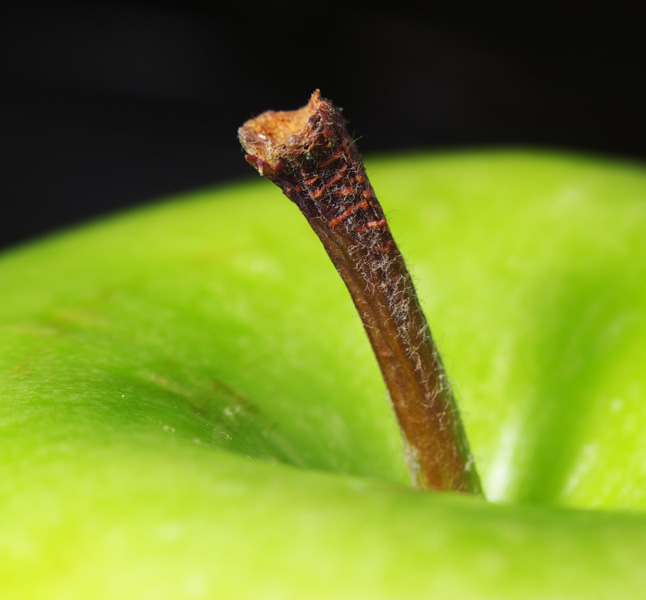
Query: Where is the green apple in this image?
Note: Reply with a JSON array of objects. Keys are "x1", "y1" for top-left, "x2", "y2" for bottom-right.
[{"x1": 1, "y1": 150, "x2": 646, "y2": 598}]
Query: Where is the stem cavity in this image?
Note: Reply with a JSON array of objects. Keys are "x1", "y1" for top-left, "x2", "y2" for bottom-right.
[{"x1": 238, "y1": 90, "x2": 482, "y2": 495}]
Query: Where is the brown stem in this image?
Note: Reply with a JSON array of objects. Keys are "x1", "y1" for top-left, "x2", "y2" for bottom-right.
[{"x1": 238, "y1": 90, "x2": 482, "y2": 495}]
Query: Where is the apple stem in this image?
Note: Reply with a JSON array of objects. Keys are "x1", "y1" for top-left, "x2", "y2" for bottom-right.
[{"x1": 238, "y1": 90, "x2": 482, "y2": 495}]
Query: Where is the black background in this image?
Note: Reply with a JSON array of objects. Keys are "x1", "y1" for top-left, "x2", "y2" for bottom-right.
[{"x1": 2, "y1": 1, "x2": 644, "y2": 251}]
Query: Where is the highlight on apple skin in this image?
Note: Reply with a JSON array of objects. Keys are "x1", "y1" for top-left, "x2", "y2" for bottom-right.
[{"x1": 1, "y1": 150, "x2": 646, "y2": 598}]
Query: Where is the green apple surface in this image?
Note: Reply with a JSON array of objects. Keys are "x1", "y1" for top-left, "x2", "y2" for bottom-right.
[{"x1": 1, "y1": 150, "x2": 646, "y2": 598}]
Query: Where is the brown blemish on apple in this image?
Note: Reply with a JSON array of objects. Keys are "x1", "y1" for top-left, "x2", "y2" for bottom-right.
[{"x1": 211, "y1": 378, "x2": 260, "y2": 416}]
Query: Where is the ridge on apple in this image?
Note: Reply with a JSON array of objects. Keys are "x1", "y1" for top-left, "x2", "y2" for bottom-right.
[{"x1": 1, "y1": 148, "x2": 646, "y2": 598}]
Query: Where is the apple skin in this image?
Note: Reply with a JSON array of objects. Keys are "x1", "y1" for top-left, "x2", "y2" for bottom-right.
[{"x1": 1, "y1": 150, "x2": 646, "y2": 598}]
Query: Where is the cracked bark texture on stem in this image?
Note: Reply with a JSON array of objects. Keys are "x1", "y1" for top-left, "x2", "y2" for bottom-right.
[{"x1": 238, "y1": 90, "x2": 482, "y2": 495}]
